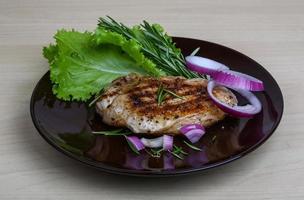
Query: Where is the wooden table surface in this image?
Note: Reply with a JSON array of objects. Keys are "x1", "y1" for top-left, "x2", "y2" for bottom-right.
[{"x1": 0, "y1": 0, "x2": 303, "y2": 199}]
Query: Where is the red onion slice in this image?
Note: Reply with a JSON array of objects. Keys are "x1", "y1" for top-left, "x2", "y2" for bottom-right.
[
  {"x1": 163, "y1": 135, "x2": 173, "y2": 151},
  {"x1": 212, "y1": 70, "x2": 264, "y2": 91},
  {"x1": 207, "y1": 80, "x2": 262, "y2": 117},
  {"x1": 185, "y1": 56, "x2": 229, "y2": 75},
  {"x1": 125, "y1": 136, "x2": 145, "y2": 151},
  {"x1": 140, "y1": 136, "x2": 173, "y2": 151},
  {"x1": 163, "y1": 153, "x2": 174, "y2": 170},
  {"x1": 180, "y1": 124, "x2": 205, "y2": 134},
  {"x1": 184, "y1": 129, "x2": 205, "y2": 143},
  {"x1": 186, "y1": 55, "x2": 264, "y2": 91},
  {"x1": 140, "y1": 136, "x2": 163, "y2": 148}
]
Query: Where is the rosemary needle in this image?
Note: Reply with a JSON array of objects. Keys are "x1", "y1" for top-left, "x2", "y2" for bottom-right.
[
  {"x1": 163, "y1": 89, "x2": 184, "y2": 100},
  {"x1": 157, "y1": 84, "x2": 183, "y2": 106},
  {"x1": 183, "y1": 140, "x2": 202, "y2": 151}
]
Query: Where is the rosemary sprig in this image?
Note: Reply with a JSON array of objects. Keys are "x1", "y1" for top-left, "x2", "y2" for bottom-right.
[
  {"x1": 190, "y1": 47, "x2": 200, "y2": 56},
  {"x1": 164, "y1": 89, "x2": 184, "y2": 99},
  {"x1": 98, "y1": 16, "x2": 204, "y2": 79},
  {"x1": 157, "y1": 84, "x2": 166, "y2": 106},
  {"x1": 157, "y1": 84, "x2": 183, "y2": 105},
  {"x1": 169, "y1": 150, "x2": 183, "y2": 160},
  {"x1": 88, "y1": 94, "x2": 102, "y2": 107},
  {"x1": 183, "y1": 140, "x2": 202, "y2": 151},
  {"x1": 88, "y1": 89, "x2": 104, "y2": 107},
  {"x1": 173, "y1": 145, "x2": 188, "y2": 155},
  {"x1": 212, "y1": 135, "x2": 217, "y2": 143},
  {"x1": 163, "y1": 89, "x2": 184, "y2": 99},
  {"x1": 169, "y1": 145, "x2": 188, "y2": 159},
  {"x1": 145, "y1": 148, "x2": 164, "y2": 158},
  {"x1": 92, "y1": 129, "x2": 132, "y2": 136}
]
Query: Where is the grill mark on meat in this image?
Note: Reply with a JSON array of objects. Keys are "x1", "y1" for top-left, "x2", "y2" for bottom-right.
[
  {"x1": 129, "y1": 94, "x2": 210, "y2": 117},
  {"x1": 128, "y1": 87, "x2": 208, "y2": 109},
  {"x1": 126, "y1": 77, "x2": 186, "y2": 94},
  {"x1": 130, "y1": 85, "x2": 206, "y2": 96}
]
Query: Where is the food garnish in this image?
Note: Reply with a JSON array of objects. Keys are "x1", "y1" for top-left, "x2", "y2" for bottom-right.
[
  {"x1": 186, "y1": 55, "x2": 264, "y2": 91},
  {"x1": 93, "y1": 130, "x2": 191, "y2": 159},
  {"x1": 156, "y1": 84, "x2": 183, "y2": 106},
  {"x1": 163, "y1": 135, "x2": 174, "y2": 151},
  {"x1": 140, "y1": 136, "x2": 163, "y2": 148},
  {"x1": 92, "y1": 129, "x2": 131, "y2": 136},
  {"x1": 185, "y1": 55, "x2": 264, "y2": 117},
  {"x1": 186, "y1": 55, "x2": 229, "y2": 76},
  {"x1": 207, "y1": 80, "x2": 262, "y2": 117},
  {"x1": 44, "y1": 30, "x2": 163, "y2": 101},
  {"x1": 183, "y1": 140, "x2": 202, "y2": 151},
  {"x1": 211, "y1": 135, "x2": 217, "y2": 143},
  {"x1": 180, "y1": 124, "x2": 206, "y2": 143},
  {"x1": 44, "y1": 17, "x2": 200, "y2": 101},
  {"x1": 98, "y1": 16, "x2": 201, "y2": 79},
  {"x1": 125, "y1": 136, "x2": 145, "y2": 154},
  {"x1": 212, "y1": 70, "x2": 264, "y2": 91},
  {"x1": 169, "y1": 145, "x2": 188, "y2": 160},
  {"x1": 88, "y1": 91, "x2": 104, "y2": 107},
  {"x1": 145, "y1": 148, "x2": 163, "y2": 158}
]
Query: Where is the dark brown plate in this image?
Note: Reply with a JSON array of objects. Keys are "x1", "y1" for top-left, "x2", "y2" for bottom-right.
[{"x1": 30, "y1": 37, "x2": 283, "y2": 176}]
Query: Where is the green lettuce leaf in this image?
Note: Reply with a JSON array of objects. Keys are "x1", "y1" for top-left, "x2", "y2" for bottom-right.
[
  {"x1": 93, "y1": 28, "x2": 163, "y2": 76},
  {"x1": 43, "y1": 29, "x2": 163, "y2": 101}
]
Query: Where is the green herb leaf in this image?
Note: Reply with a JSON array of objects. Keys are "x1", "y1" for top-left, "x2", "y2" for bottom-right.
[
  {"x1": 43, "y1": 29, "x2": 163, "y2": 101},
  {"x1": 190, "y1": 47, "x2": 200, "y2": 56},
  {"x1": 173, "y1": 145, "x2": 188, "y2": 155},
  {"x1": 93, "y1": 28, "x2": 164, "y2": 77},
  {"x1": 169, "y1": 150, "x2": 183, "y2": 160},
  {"x1": 163, "y1": 89, "x2": 184, "y2": 100},
  {"x1": 157, "y1": 84, "x2": 165, "y2": 105},
  {"x1": 92, "y1": 129, "x2": 132, "y2": 136},
  {"x1": 183, "y1": 140, "x2": 202, "y2": 151},
  {"x1": 145, "y1": 148, "x2": 163, "y2": 158},
  {"x1": 168, "y1": 145, "x2": 188, "y2": 159},
  {"x1": 151, "y1": 148, "x2": 164, "y2": 154},
  {"x1": 88, "y1": 91, "x2": 103, "y2": 107},
  {"x1": 157, "y1": 84, "x2": 183, "y2": 106},
  {"x1": 212, "y1": 135, "x2": 217, "y2": 143}
]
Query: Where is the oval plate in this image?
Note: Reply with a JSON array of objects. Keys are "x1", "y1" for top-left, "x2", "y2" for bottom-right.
[{"x1": 30, "y1": 37, "x2": 284, "y2": 176}]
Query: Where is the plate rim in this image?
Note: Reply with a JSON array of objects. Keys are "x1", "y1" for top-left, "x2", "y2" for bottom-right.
[{"x1": 30, "y1": 37, "x2": 284, "y2": 177}]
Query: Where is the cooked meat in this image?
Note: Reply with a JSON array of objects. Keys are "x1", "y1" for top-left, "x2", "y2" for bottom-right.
[{"x1": 96, "y1": 74, "x2": 237, "y2": 135}]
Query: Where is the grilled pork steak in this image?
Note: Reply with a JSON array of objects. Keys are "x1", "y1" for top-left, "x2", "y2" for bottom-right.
[{"x1": 96, "y1": 74, "x2": 237, "y2": 135}]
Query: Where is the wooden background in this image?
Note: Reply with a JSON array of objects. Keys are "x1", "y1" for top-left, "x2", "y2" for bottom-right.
[{"x1": 0, "y1": 0, "x2": 303, "y2": 199}]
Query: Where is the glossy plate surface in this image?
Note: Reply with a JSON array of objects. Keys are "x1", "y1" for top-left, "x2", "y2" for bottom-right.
[{"x1": 30, "y1": 37, "x2": 284, "y2": 176}]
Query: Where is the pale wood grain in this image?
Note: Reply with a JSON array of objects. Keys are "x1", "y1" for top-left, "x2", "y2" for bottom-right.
[{"x1": 0, "y1": 0, "x2": 303, "y2": 199}]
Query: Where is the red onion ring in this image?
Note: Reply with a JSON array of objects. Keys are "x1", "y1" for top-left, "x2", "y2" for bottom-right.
[
  {"x1": 140, "y1": 135, "x2": 173, "y2": 151},
  {"x1": 185, "y1": 56, "x2": 229, "y2": 75},
  {"x1": 180, "y1": 124, "x2": 206, "y2": 143},
  {"x1": 180, "y1": 124, "x2": 205, "y2": 134},
  {"x1": 140, "y1": 136, "x2": 163, "y2": 148},
  {"x1": 163, "y1": 153, "x2": 174, "y2": 170},
  {"x1": 184, "y1": 129, "x2": 205, "y2": 143},
  {"x1": 212, "y1": 70, "x2": 264, "y2": 91},
  {"x1": 186, "y1": 55, "x2": 264, "y2": 91},
  {"x1": 207, "y1": 80, "x2": 262, "y2": 117},
  {"x1": 163, "y1": 135, "x2": 173, "y2": 151},
  {"x1": 125, "y1": 136, "x2": 145, "y2": 151}
]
